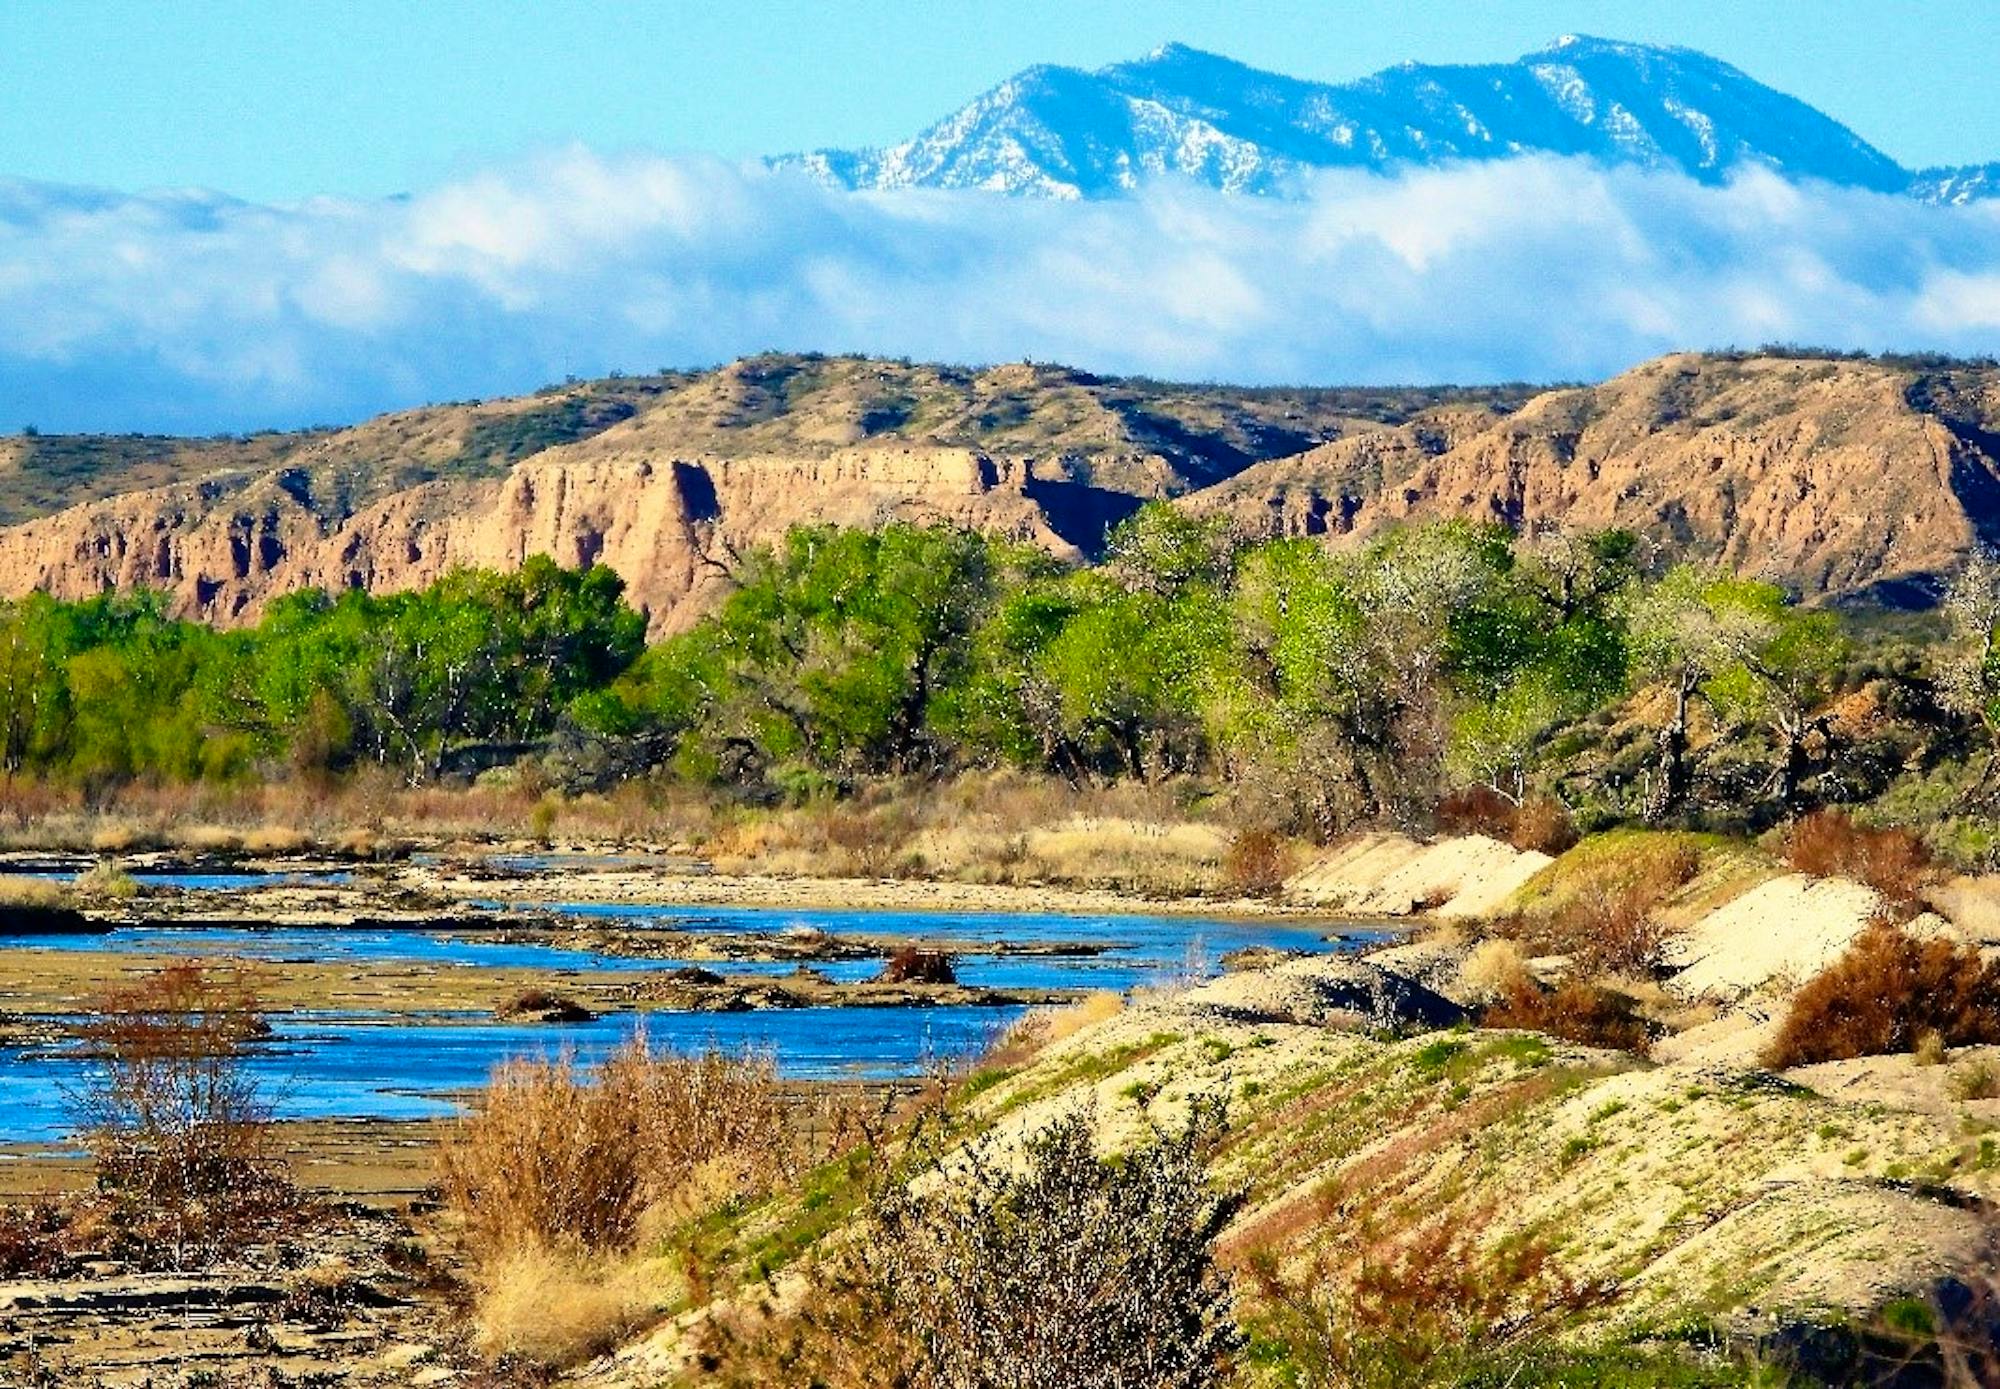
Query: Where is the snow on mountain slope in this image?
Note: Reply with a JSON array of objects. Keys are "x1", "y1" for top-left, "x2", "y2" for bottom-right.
[
  {"x1": 773, "y1": 36, "x2": 1958, "y2": 201},
  {"x1": 1910, "y1": 162, "x2": 2000, "y2": 205}
]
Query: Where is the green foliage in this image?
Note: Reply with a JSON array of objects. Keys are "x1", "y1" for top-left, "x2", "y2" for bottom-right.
[
  {"x1": 4, "y1": 515, "x2": 1940, "y2": 844},
  {"x1": 0, "y1": 557, "x2": 644, "y2": 785}
]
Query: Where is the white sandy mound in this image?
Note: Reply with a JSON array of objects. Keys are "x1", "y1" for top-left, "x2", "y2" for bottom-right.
[
  {"x1": 1925, "y1": 874, "x2": 2000, "y2": 944},
  {"x1": 1649, "y1": 1006, "x2": 1781, "y2": 1068},
  {"x1": 1784, "y1": 1046, "x2": 2000, "y2": 1120},
  {"x1": 1174, "y1": 953, "x2": 1467, "y2": 1031},
  {"x1": 1427, "y1": 839, "x2": 1554, "y2": 920},
  {"x1": 1665, "y1": 873, "x2": 1882, "y2": 1003},
  {"x1": 1284, "y1": 833, "x2": 1427, "y2": 907},
  {"x1": 1285, "y1": 833, "x2": 1549, "y2": 918}
]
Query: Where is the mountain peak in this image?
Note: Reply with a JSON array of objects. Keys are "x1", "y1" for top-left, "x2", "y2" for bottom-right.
[{"x1": 772, "y1": 37, "x2": 1940, "y2": 202}]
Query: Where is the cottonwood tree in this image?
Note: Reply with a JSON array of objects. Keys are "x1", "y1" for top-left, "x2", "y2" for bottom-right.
[
  {"x1": 1444, "y1": 528, "x2": 1635, "y2": 803},
  {"x1": 1629, "y1": 566, "x2": 1842, "y2": 820},
  {"x1": 1941, "y1": 551, "x2": 2000, "y2": 796}
]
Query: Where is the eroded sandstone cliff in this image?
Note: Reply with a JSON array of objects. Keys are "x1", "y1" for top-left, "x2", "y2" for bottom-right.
[
  {"x1": 1192, "y1": 353, "x2": 2000, "y2": 605},
  {"x1": 6, "y1": 351, "x2": 1999, "y2": 628}
]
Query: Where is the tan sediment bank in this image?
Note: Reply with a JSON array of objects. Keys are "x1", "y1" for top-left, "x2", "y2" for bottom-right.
[
  {"x1": 415, "y1": 861, "x2": 1349, "y2": 922},
  {"x1": 0, "y1": 947, "x2": 1071, "y2": 1020}
]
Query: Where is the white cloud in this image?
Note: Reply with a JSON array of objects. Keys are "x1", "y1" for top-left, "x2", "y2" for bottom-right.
[{"x1": 2, "y1": 149, "x2": 2000, "y2": 432}]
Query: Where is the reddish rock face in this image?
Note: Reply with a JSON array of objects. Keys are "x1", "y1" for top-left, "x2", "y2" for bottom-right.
[
  {"x1": 4, "y1": 352, "x2": 1997, "y2": 628},
  {"x1": 1192, "y1": 354, "x2": 2000, "y2": 606}
]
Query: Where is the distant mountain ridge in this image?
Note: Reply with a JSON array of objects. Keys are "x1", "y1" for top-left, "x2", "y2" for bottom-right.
[
  {"x1": 773, "y1": 35, "x2": 1992, "y2": 203},
  {"x1": 7, "y1": 352, "x2": 2000, "y2": 630}
]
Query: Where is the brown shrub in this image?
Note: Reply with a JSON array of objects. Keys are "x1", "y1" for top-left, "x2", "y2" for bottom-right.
[
  {"x1": 437, "y1": 1038, "x2": 795, "y2": 1262},
  {"x1": 1500, "y1": 837, "x2": 1699, "y2": 978},
  {"x1": 0, "y1": 1198, "x2": 85, "y2": 1278},
  {"x1": 1223, "y1": 827, "x2": 1296, "y2": 898},
  {"x1": 1509, "y1": 797, "x2": 1579, "y2": 855},
  {"x1": 1500, "y1": 882, "x2": 1675, "y2": 979},
  {"x1": 1433, "y1": 786, "x2": 1518, "y2": 841},
  {"x1": 877, "y1": 947, "x2": 957, "y2": 986},
  {"x1": 72, "y1": 963, "x2": 295, "y2": 1260},
  {"x1": 1784, "y1": 809, "x2": 1935, "y2": 916},
  {"x1": 494, "y1": 988, "x2": 597, "y2": 1022},
  {"x1": 1764, "y1": 924, "x2": 2000, "y2": 1068},
  {"x1": 1481, "y1": 976, "x2": 1653, "y2": 1055}
]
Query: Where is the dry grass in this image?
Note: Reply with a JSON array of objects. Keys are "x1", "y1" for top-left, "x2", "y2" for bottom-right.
[
  {"x1": 980, "y1": 991, "x2": 1125, "y2": 1070},
  {"x1": 241, "y1": 825, "x2": 310, "y2": 855},
  {"x1": 1764, "y1": 924, "x2": 2000, "y2": 1068},
  {"x1": 1785, "y1": 809, "x2": 1935, "y2": 917},
  {"x1": 439, "y1": 1038, "x2": 796, "y2": 1261},
  {"x1": 0, "y1": 769, "x2": 1247, "y2": 903},
  {"x1": 74, "y1": 858, "x2": 138, "y2": 901},
  {"x1": 0, "y1": 770, "x2": 724, "y2": 856},
  {"x1": 1949, "y1": 1058, "x2": 2000, "y2": 1101},
  {"x1": 0, "y1": 874, "x2": 69, "y2": 908},
  {"x1": 1916, "y1": 1030, "x2": 1949, "y2": 1066},
  {"x1": 174, "y1": 823, "x2": 244, "y2": 854},
  {"x1": 89, "y1": 822, "x2": 146, "y2": 853},
  {"x1": 1455, "y1": 937, "x2": 1530, "y2": 1005},
  {"x1": 1509, "y1": 830, "x2": 1712, "y2": 919},
  {"x1": 438, "y1": 1037, "x2": 822, "y2": 1368},
  {"x1": 702, "y1": 771, "x2": 1234, "y2": 894},
  {"x1": 471, "y1": 1245, "x2": 661, "y2": 1368}
]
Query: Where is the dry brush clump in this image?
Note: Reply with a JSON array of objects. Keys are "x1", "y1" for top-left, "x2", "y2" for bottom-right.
[
  {"x1": 879, "y1": 946, "x2": 958, "y2": 986},
  {"x1": 1434, "y1": 787, "x2": 1580, "y2": 855},
  {"x1": 67, "y1": 962, "x2": 302, "y2": 1266},
  {"x1": 1481, "y1": 976, "x2": 1655, "y2": 1055},
  {"x1": 1784, "y1": 808, "x2": 1936, "y2": 916},
  {"x1": 437, "y1": 1037, "x2": 811, "y2": 1366},
  {"x1": 1765, "y1": 923, "x2": 2000, "y2": 1068},
  {"x1": 439, "y1": 1039, "x2": 797, "y2": 1259},
  {"x1": 698, "y1": 1100, "x2": 1244, "y2": 1389},
  {"x1": 1497, "y1": 835, "x2": 1698, "y2": 979},
  {"x1": 1222, "y1": 826, "x2": 1296, "y2": 898}
]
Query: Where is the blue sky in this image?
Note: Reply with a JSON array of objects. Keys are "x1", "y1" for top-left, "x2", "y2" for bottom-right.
[
  {"x1": 5, "y1": 1, "x2": 2000, "y2": 433},
  {"x1": 4, "y1": 0, "x2": 1997, "y2": 200}
]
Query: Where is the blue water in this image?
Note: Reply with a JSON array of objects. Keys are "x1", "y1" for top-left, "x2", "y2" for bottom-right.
[
  {"x1": 0, "y1": 907, "x2": 1381, "y2": 993},
  {"x1": 24, "y1": 870, "x2": 356, "y2": 891},
  {"x1": 0, "y1": 1007, "x2": 1017, "y2": 1146},
  {"x1": 0, "y1": 902, "x2": 1384, "y2": 1143}
]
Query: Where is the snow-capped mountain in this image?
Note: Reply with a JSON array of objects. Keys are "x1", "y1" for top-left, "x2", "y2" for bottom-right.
[
  {"x1": 1910, "y1": 163, "x2": 2000, "y2": 205},
  {"x1": 774, "y1": 36, "x2": 1974, "y2": 201}
]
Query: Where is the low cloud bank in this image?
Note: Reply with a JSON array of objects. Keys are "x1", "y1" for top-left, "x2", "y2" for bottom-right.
[{"x1": 4, "y1": 151, "x2": 2000, "y2": 432}]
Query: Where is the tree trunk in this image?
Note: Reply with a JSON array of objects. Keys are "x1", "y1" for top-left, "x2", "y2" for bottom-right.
[{"x1": 1646, "y1": 673, "x2": 1696, "y2": 823}]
